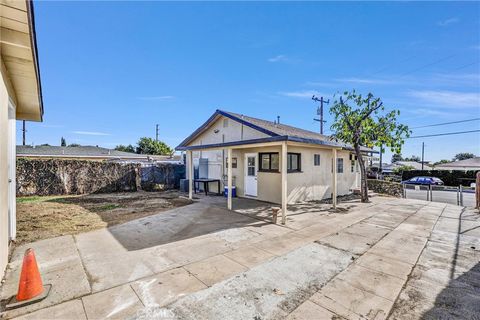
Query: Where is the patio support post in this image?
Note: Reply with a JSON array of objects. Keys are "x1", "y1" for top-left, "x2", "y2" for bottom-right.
[
  {"x1": 187, "y1": 150, "x2": 193, "y2": 200},
  {"x1": 227, "y1": 148, "x2": 233, "y2": 210},
  {"x1": 281, "y1": 141, "x2": 288, "y2": 224},
  {"x1": 332, "y1": 148, "x2": 337, "y2": 209}
]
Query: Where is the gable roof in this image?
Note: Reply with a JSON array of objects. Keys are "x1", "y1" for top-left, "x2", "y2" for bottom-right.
[
  {"x1": 176, "y1": 109, "x2": 375, "y2": 153},
  {"x1": 435, "y1": 157, "x2": 480, "y2": 168}
]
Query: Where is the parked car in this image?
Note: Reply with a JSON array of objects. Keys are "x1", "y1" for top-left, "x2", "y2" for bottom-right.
[{"x1": 401, "y1": 176, "x2": 444, "y2": 186}]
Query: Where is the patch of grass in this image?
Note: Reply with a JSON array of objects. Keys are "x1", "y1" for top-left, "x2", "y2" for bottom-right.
[
  {"x1": 17, "y1": 196, "x2": 43, "y2": 203},
  {"x1": 92, "y1": 204, "x2": 122, "y2": 211},
  {"x1": 18, "y1": 195, "x2": 78, "y2": 204}
]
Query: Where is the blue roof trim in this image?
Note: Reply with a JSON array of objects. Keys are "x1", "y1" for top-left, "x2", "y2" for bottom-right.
[
  {"x1": 176, "y1": 111, "x2": 222, "y2": 148},
  {"x1": 176, "y1": 134, "x2": 379, "y2": 153},
  {"x1": 175, "y1": 109, "x2": 377, "y2": 153},
  {"x1": 216, "y1": 110, "x2": 280, "y2": 137},
  {"x1": 176, "y1": 136, "x2": 287, "y2": 151},
  {"x1": 176, "y1": 109, "x2": 279, "y2": 149}
]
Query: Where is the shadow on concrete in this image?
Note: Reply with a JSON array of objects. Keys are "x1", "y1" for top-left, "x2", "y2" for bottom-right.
[
  {"x1": 421, "y1": 208, "x2": 480, "y2": 319},
  {"x1": 107, "y1": 196, "x2": 275, "y2": 251},
  {"x1": 421, "y1": 262, "x2": 480, "y2": 319}
]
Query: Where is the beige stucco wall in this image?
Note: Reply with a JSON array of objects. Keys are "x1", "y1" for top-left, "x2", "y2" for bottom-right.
[
  {"x1": 286, "y1": 147, "x2": 358, "y2": 203},
  {"x1": 0, "y1": 58, "x2": 15, "y2": 276},
  {"x1": 189, "y1": 115, "x2": 269, "y2": 147},
  {"x1": 187, "y1": 116, "x2": 269, "y2": 194}
]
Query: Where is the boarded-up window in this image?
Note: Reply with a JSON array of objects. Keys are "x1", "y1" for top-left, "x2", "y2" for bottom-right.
[{"x1": 226, "y1": 157, "x2": 237, "y2": 169}]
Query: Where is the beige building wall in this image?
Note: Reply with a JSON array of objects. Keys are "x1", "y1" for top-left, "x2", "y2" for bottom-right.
[
  {"x1": 0, "y1": 58, "x2": 16, "y2": 275},
  {"x1": 286, "y1": 147, "x2": 358, "y2": 203},
  {"x1": 187, "y1": 116, "x2": 269, "y2": 193}
]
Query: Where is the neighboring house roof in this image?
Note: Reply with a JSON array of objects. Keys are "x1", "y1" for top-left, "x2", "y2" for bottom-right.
[
  {"x1": 16, "y1": 145, "x2": 175, "y2": 161},
  {"x1": 379, "y1": 161, "x2": 432, "y2": 172},
  {"x1": 435, "y1": 157, "x2": 480, "y2": 169},
  {"x1": 394, "y1": 161, "x2": 432, "y2": 170},
  {"x1": 176, "y1": 109, "x2": 376, "y2": 153}
]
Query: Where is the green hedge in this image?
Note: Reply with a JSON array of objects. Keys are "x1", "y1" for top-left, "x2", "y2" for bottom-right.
[{"x1": 401, "y1": 170, "x2": 478, "y2": 187}]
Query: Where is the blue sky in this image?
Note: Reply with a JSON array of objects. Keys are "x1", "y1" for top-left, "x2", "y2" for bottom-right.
[{"x1": 22, "y1": 1, "x2": 480, "y2": 162}]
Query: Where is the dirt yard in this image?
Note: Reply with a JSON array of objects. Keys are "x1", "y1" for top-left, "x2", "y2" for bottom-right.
[{"x1": 16, "y1": 191, "x2": 192, "y2": 244}]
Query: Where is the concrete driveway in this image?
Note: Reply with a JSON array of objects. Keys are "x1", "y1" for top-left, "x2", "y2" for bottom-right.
[{"x1": 1, "y1": 195, "x2": 478, "y2": 320}]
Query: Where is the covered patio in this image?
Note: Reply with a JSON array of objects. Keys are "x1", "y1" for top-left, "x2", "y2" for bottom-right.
[{"x1": 183, "y1": 139, "x2": 343, "y2": 225}]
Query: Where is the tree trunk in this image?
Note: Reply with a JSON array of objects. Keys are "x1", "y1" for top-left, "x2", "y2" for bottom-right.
[{"x1": 355, "y1": 144, "x2": 369, "y2": 203}]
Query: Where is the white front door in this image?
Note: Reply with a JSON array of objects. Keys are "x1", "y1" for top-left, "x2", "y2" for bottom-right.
[{"x1": 244, "y1": 153, "x2": 257, "y2": 197}]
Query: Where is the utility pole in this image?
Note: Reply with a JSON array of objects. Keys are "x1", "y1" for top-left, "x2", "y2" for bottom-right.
[
  {"x1": 379, "y1": 145, "x2": 383, "y2": 174},
  {"x1": 155, "y1": 124, "x2": 159, "y2": 142},
  {"x1": 22, "y1": 120, "x2": 26, "y2": 145},
  {"x1": 421, "y1": 142, "x2": 425, "y2": 170},
  {"x1": 312, "y1": 95, "x2": 329, "y2": 134}
]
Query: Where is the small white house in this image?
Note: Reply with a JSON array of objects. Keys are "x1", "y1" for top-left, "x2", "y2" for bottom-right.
[{"x1": 176, "y1": 110, "x2": 375, "y2": 224}]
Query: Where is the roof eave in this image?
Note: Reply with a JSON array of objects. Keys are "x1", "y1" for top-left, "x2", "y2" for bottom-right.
[{"x1": 29, "y1": 0, "x2": 44, "y2": 122}]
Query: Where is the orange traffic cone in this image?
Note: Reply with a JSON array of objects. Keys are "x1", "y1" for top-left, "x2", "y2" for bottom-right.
[{"x1": 6, "y1": 248, "x2": 51, "y2": 310}]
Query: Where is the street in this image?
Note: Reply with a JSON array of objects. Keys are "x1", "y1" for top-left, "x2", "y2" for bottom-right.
[{"x1": 404, "y1": 188, "x2": 475, "y2": 208}]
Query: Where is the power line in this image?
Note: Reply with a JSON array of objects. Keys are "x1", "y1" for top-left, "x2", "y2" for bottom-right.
[
  {"x1": 370, "y1": 55, "x2": 418, "y2": 76},
  {"x1": 411, "y1": 118, "x2": 480, "y2": 129},
  {"x1": 451, "y1": 61, "x2": 479, "y2": 71},
  {"x1": 409, "y1": 129, "x2": 480, "y2": 139},
  {"x1": 399, "y1": 54, "x2": 456, "y2": 77}
]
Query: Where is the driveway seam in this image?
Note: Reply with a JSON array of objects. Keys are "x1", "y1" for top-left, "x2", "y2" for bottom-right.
[
  {"x1": 385, "y1": 203, "x2": 448, "y2": 319},
  {"x1": 72, "y1": 235, "x2": 93, "y2": 294},
  {"x1": 80, "y1": 298, "x2": 89, "y2": 320},
  {"x1": 129, "y1": 283, "x2": 146, "y2": 308},
  {"x1": 287, "y1": 202, "x2": 432, "y2": 319},
  {"x1": 181, "y1": 266, "x2": 210, "y2": 288}
]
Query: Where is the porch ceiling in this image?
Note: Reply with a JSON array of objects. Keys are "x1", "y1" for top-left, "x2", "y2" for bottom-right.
[{"x1": 1, "y1": 0, "x2": 43, "y2": 121}]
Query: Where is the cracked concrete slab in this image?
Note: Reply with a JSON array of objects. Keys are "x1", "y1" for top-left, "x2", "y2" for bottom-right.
[
  {"x1": 183, "y1": 255, "x2": 248, "y2": 287},
  {"x1": 336, "y1": 264, "x2": 404, "y2": 302},
  {"x1": 354, "y1": 253, "x2": 413, "y2": 280},
  {"x1": 223, "y1": 245, "x2": 277, "y2": 268},
  {"x1": 143, "y1": 243, "x2": 354, "y2": 320},
  {"x1": 286, "y1": 300, "x2": 336, "y2": 320},
  {"x1": 82, "y1": 284, "x2": 143, "y2": 319},
  {"x1": 2, "y1": 197, "x2": 476, "y2": 320},
  {"x1": 10, "y1": 299, "x2": 86, "y2": 320},
  {"x1": 130, "y1": 267, "x2": 207, "y2": 309},
  {"x1": 311, "y1": 278, "x2": 394, "y2": 320},
  {"x1": 1, "y1": 236, "x2": 90, "y2": 319}
]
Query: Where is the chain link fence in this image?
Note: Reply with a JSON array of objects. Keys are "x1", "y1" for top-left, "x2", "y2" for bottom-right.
[{"x1": 402, "y1": 183, "x2": 475, "y2": 207}]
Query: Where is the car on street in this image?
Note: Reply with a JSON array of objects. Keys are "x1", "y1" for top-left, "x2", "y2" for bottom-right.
[{"x1": 401, "y1": 176, "x2": 444, "y2": 186}]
